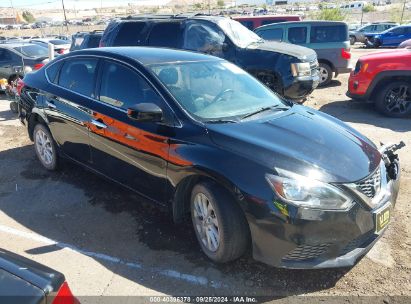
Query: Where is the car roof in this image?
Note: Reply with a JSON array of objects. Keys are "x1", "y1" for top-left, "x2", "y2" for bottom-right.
[
  {"x1": 0, "y1": 42, "x2": 37, "y2": 48},
  {"x1": 118, "y1": 15, "x2": 227, "y2": 24},
  {"x1": 67, "y1": 47, "x2": 221, "y2": 66}
]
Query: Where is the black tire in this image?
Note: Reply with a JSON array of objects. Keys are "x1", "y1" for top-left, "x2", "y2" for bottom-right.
[
  {"x1": 375, "y1": 81, "x2": 411, "y2": 118},
  {"x1": 318, "y1": 63, "x2": 333, "y2": 87},
  {"x1": 349, "y1": 36, "x2": 356, "y2": 45},
  {"x1": 190, "y1": 181, "x2": 249, "y2": 263},
  {"x1": 33, "y1": 124, "x2": 59, "y2": 170},
  {"x1": 9, "y1": 101, "x2": 18, "y2": 113}
]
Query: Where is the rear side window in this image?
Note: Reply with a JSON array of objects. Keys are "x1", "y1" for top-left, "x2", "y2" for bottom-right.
[
  {"x1": 114, "y1": 22, "x2": 146, "y2": 46},
  {"x1": 288, "y1": 27, "x2": 307, "y2": 44},
  {"x1": 149, "y1": 23, "x2": 183, "y2": 48},
  {"x1": 46, "y1": 60, "x2": 63, "y2": 83},
  {"x1": 99, "y1": 61, "x2": 162, "y2": 110},
  {"x1": 310, "y1": 25, "x2": 347, "y2": 43},
  {"x1": 258, "y1": 29, "x2": 283, "y2": 41},
  {"x1": 58, "y1": 58, "x2": 98, "y2": 97}
]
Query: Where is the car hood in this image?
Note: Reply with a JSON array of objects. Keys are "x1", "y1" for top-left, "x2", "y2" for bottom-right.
[
  {"x1": 359, "y1": 48, "x2": 411, "y2": 61},
  {"x1": 247, "y1": 40, "x2": 317, "y2": 61},
  {"x1": 207, "y1": 106, "x2": 381, "y2": 183}
]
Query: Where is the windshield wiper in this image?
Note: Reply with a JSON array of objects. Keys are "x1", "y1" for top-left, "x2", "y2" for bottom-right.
[{"x1": 241, "y1": 105, "x2": 288, "y2": 120}]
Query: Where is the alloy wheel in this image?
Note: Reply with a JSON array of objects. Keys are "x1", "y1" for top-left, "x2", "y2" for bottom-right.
[
  {"x1": 192, "y1": 192, "x2": 220, "y2": 252},
  {"x1": 319, "y1": 66, "x2": 329, "y2": 84},
  {"x1": 35, "y1": 129, "x2": 54, "y2": 166},
  {"x1": 384, "y1": 84, "x2": 411, "y2": 115}
]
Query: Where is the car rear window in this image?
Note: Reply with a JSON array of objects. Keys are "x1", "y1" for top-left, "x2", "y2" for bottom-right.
[
  {"x1": 87, "y1": 35, "x2": 101, "y2": 48},
  {"x1": 114, "y1": 22, "x2": 146, "y2": 46},
  {"x1": 14, "y1": 45, "x2": 48, "y2": 58},
  {"x1": 148, "y1": 22, "x2": 183, "y2": 48},
  {"x1": 258, "y1": 28, "x2": 283, "y2": 41},
  {"x1": 310, "y1": 25, "x2": 348, "y2": 43}
]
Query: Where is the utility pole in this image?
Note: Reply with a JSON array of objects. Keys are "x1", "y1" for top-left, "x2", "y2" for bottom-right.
[
  {"x1": 400, "y1": 0, "x2": 406, "y2": 24},
  {"x1": 61, "y1": 0, "x2": 69, "y2": 32}
]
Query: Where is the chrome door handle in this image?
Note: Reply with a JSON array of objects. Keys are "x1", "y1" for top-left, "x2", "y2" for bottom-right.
[
  {"x1": 46, "y1": 101, "x2": 56, "y2": 109},
  {"x1": 91, "y1": 119, "x2": 107, "y2": 129}
]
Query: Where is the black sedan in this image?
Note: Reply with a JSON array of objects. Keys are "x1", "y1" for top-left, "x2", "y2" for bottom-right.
[
  {"x1": 18, "y1": 47, "x2": 402, "y2": 269},
  {"x1": 0, "y1": 248, "x2": 78, "y2": 304}
]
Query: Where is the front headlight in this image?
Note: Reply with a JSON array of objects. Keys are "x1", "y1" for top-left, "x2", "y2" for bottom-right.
[
  {"x1": 291, "y1": 62, "x2": 311, "y2": 77},
  {"x1": 266, "y1": 173, "x2": 354, "y2": 210}
]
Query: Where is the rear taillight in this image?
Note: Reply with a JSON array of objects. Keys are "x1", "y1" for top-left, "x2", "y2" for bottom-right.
[
  {"x1": 33, "y1": 63, "x2": 44, "y2": 70},
  {"x1": 51, "y1": 281, "x2": 79, "y2": 304},
  {"x1": 17, "y1": 79, "x2": 24, "y2": 96},
  {"x1": 57, "y1": 49, "x2": 68, "y2": 54},
  {"x1": 341, "y1": 48, "x2": 351, "y2": 60}
]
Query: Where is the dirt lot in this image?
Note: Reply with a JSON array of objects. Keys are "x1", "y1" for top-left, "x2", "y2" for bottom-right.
[{"x1": 0, "y1": 46, "x2": 410, "y2": 303}]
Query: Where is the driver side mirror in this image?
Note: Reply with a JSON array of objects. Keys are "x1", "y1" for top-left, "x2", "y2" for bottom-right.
[{"x1": 127, "y1": 103, "x2": 163, "y2": 123}]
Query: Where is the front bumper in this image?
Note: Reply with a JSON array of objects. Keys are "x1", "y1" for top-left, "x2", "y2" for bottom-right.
[
  {"x1": 248, "y1": 160, "x2": 401, "y2": 269},
  {"x1": 284, "y1": 73, "x2": 320, "y2": 100}
]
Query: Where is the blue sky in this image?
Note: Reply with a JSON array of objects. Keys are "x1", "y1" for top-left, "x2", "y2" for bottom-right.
[{"x1": 1, "y1": 0, "x2": 169, "y2": 10}]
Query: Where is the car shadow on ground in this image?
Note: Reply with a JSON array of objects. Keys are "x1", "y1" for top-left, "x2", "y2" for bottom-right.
[
  {"x1": 0, "y1": 108, "x2": 17, "y2": 122},
  {"x1": 317, "y1": 80, "x2": 342, "y2": 89},
  {"x1": 0, "y1": 144, "x2": 352, "y2": 298},
  {"x1": 319, "y1": 99, "x2": 411, "y2": 133}
]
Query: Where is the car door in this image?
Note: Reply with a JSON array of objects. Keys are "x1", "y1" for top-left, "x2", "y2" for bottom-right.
[
  {"x1": 43, "y1": 57, "x2": 97, "y2": 164},
  {"x1": 88, "y1": 59, "x2": 172, "y2": 202},
  {"x1": 384, "y1": 27, "x2": 405, "y2": 46},
  {"x1": 0, "y1": 48, "x2": 16, "y2": 79}
]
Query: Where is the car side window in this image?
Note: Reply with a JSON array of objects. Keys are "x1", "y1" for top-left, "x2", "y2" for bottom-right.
[
  {"x1": 46, "y1": 60, "x2": 63, "y2": 83},
  {"x1": 391, "y1": 27, "x2": 405, "y2": 35},
  {"x1": 114, "y1": 22, "x2": 146, "y2": 46},
  {"x1": 148, "y1": 23, "x2": 183, "y2": 48},
  {"x1": 58, "y1": 58, "x2": 98, "y2": 97},
  {"x1": 183, "y1": 22, "x2": 226, "y2": 56},
  {"x1": 258, "y1": 29, "x2": 283, "y2": 41},
  {"x1": 0, "y1": 49, "x2": 12, "y2": 61},
  {"x1": 288, "y1": 27, "x2": 307, "y2": 44},
  {"x1": 310, "y1": 25, "x2": 347, "y2": 43},
  {"x1": 99, "y1": 61, "x2": 162, "y2": 110}
]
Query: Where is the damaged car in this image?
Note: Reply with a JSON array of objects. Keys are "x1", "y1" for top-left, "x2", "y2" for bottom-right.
[{"x1": 18, "y1": 47, "x2": 403, "y2": 269}]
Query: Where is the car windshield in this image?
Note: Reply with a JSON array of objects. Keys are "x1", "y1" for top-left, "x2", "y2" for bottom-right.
[
  {"x1": 14, "y1": 44, "x2": 48, "y2": 58},
  {"x1": 217, "y1": 18, "x2": 263, "y2": 48},
  {"x1": 149, "y1": 60, "x2": 287, "y2": 121}
]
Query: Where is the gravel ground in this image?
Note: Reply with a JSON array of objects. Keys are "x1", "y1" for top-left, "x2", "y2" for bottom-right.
[{"x1": 0, "y1": 46, "x2": 410, "y2": 303}]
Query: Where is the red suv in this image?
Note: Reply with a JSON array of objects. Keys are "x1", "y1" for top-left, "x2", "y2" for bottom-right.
[{"x1": 347, "y1": 49, "x2": 411, "y2": 118}]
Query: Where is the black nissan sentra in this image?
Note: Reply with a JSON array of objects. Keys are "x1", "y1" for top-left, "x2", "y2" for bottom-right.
[{"x1": 18, "y1": 47, "x2": 403, "y2": 269}]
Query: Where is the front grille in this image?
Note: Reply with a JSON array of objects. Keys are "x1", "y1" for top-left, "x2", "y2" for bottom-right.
[
  {"x1": 355, "y1": 167, "x2": 381, "y2": 199},
  {"x1": 282, "y1": 243, "x2": 330, "y2": 261}
]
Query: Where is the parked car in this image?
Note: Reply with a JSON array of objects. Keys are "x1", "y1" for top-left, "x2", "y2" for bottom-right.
[
  {"x1": 366, "y1": 25, "x2": 411, "y2": 48},
  {"x1": 232, "y1": 15, "x2": 301, "y2": 30},
  {"x1": 0, "y1": 248, "x2": 79, "y2": 304},
  {"x1": 0, "y1": 43, "x2": 49, "y2": 82},
  {"x1": 19, "y1": 47, "x2": 402, "y2": 268},
  {"x1": 399, "y1": 38, "x2": 411, "y2": 48},
  {"x1": 70, "y1": 30, "x2": 103, "y2": 51},
  {"x1": 349, "y1": 22, "x2": 397, "y2": 45},
  {"x1": 347, "y1": 48, "x2": 411, "y2": 117},
  {"x1": 100, "y1": 15, "x2": 319, "y2": 101},
  {"x1": 29, "y1": 38, "x2": 71, "y2": 56},
  {"x1": 254, "y1": 21, "x2": 352, "y2": 86}
]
